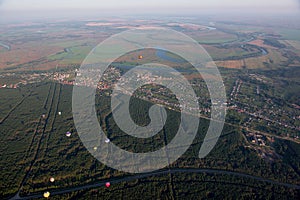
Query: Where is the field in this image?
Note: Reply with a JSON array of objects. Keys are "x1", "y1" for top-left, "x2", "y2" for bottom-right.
[
  {"x1": 276, "y1": 28, "x2": 300, "y2": 41},
  {"x1": 0, "y1": 23, "x2": 109, "y2": 71},
  {"x1": 1, "y1": 19, "x2": 299, "y2": 72},
  {"x1": 283, "y1": 40, "x2": 300, "y2": 56},
  {"x1": 187, "y1": 30, "x2": 238, "y2": 44}
]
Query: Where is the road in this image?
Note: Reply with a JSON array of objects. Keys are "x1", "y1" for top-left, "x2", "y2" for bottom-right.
[{"x1": 11, "y1": 168, "x2": 300, "y2": 200}]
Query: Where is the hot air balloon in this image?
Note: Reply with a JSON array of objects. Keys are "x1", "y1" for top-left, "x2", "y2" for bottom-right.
[
  {"x1": 43, "y1": 191, "x2": 50, "y2": 198},
  {"x1": 105, "y1": 182, "x2": 111, "y2": 188},
  {"x1": 66, "y1": 132, "x2": 71, "y2": 137}
]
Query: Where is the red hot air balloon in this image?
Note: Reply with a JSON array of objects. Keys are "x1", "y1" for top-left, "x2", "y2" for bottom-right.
[{"x1": 105, "y1": 182, "x2": 111, "y2": 188}]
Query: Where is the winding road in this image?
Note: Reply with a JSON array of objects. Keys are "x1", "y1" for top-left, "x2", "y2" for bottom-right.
[{"x1": 11, "y1": 168, "x2": 300, "y2": 200}]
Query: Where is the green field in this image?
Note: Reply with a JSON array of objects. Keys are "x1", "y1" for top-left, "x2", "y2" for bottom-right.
[
  {"x1": 188, "y1": 30, "x2": 238, "y2": 44},
  {"x1": 47, "y1": 45, "x2": 93, "y2": 64},
  {"x1": 276, "y1": 28, "x2": 300, "y2": 41}
]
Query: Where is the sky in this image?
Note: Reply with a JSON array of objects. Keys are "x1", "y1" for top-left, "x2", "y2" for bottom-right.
[
  {"x1": 0, "y1": 0, "x2": 299, "y2": 22},
  {"x1": 0, "y1": 0, "x2": 299, "y2": 11}
]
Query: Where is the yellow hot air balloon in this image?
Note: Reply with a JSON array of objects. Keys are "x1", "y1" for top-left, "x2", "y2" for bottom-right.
[
  {"x1": 138, "y1": 55, "x2": 143, "y2": 59},
  {"x1": 43, "y1": 191, "x2": 50, "y2": 198}
]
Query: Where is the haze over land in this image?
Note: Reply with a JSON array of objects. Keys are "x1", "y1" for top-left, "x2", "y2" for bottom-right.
[{"x1": 0, "y1": 0, "x2": 299, "y2": 23}]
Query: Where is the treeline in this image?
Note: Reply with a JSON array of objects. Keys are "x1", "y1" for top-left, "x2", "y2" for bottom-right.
[
  {"x1": 216, "y1": 44, "x2": 267, "y2": 61},
  {"x1": 263, "y1": 38, "x2": 286, "y2": 48}
]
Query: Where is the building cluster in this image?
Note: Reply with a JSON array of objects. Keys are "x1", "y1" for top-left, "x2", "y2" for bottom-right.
[
  {"x1": 228, "y1": 76, "x2": 300, "y2": 140},
  {"x1": 246, "y1": 132, "x2": 267, "y2": 146},
  {"x1": 0, "y1": 72, "x2": 51, "y2": 89}
]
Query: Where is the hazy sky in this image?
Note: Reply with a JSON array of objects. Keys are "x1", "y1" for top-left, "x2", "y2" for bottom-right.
[
  {"x1": 0, "y1": 0, "x2": 299, "y2": 22},
  {"x1": 0, "y1": 0, "x2": 299, "y2": 11}
]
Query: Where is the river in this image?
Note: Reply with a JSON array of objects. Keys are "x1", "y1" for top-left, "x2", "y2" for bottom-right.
[{"x1": 0, "y1": 41, "x2": 10, "y2": 51}]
